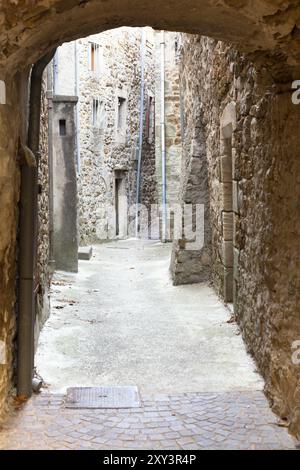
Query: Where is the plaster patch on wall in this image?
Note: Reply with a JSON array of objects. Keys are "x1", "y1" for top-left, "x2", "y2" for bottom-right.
[
  {"x1": 0, "y1": 341, "x2": 6, "y2": 365},
  {"x1": 0, "y1": 80, "x2": 6, "y2": 104}
]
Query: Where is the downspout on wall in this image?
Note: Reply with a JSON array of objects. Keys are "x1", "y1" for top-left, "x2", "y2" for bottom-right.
[
  {"x1": 18, "y1": 49, "x2": 56, "y2": 398},
  {"x1": 160, "y1": 31, "x2": 167, "y2": 242},
  {"x1": 53, "y1": 51, "x2": 59, "y2": 95},
  {"x1": 75, "y1": 40, "x2": 81, "y2": 173},
  {"x1": 46, "y1": 64, "x2": 55, "y2": 268},
  {"x1": 135, "y1": 28, "x2": 146, "y2": 237}
]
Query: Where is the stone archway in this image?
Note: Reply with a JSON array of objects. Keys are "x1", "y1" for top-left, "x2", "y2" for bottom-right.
[
  {"x1": 1, "y1": 1, "x2": 300, "y2": 78},
  {"x1": 1, "y1": 0, "x2": 300, "y2": 437}
]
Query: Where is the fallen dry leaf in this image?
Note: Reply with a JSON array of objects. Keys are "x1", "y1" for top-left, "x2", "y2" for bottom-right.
[
  {"x1": 227, "y1": 315, "x2": 236, "y2": 324},
  {"x1": 12, "y1": 395, "x2": 28, "y2": 409},
  {"x1": 276, "y1": 418, "x2": 290, "y2": 428}
]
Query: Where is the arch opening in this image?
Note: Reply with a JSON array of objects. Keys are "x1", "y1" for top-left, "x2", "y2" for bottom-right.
[
  {"x1": 1, "y1": 0, "x2": 300, "y2": 447},
  {"x1": 1, "y1": 0, "x2": 300, "y2": 80}
]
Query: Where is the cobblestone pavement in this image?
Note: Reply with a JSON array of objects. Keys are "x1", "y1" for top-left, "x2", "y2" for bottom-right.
[{"x1": 0, "y1": 391, "x2": 298, "y2": 450}]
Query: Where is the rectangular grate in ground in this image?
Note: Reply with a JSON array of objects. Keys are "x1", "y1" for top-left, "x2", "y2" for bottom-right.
[{"x1": 65, "y1": 386, "x2": 141, "y2": 409}]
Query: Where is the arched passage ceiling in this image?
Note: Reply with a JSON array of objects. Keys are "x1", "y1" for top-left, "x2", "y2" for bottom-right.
[{"x1": 1, "y1": 0, "x2": 300, "y2": 79}]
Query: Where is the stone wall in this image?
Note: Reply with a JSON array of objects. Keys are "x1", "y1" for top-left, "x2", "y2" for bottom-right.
[
  {"x1": 140, "y1": 32, "x2": 157, "y2": 218},
  {"x1": 155, "y1": 32, "x2": 182, "y2": 215},
  {"x1": 0, "y1": 70, "x2": 52, "y2": 420},
  {"x1": 176, "y1": 34, "x2": 300, "y2": 438},
  {"x1": 54, "y1": 27, "x2": 157, "y2": 244},
  {"x1": 2, "y1": 0, "x2": 300, "y2": 438},
  {"x1": 78, "y1": 27, "x2": 156, "y2": 243},
  {"x1": 51, "y1": 96, "x2": 78, "y2": 272},
  {"x1": 170, "y1": 34, "x2": 211, "y2": 285},
  {"x1": 35, "y1": 74, "x2": 51, "y2": 347},
  {"x1": 0, "y1": 73, "x2": 27, "y2": 422}
]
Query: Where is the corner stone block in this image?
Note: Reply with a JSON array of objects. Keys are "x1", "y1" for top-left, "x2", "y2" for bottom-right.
[
  {"x1": 232, "y1": 180, "x2": 239, "y2": 214},
  {"x1": 191, "y1": 138, "x2": 203, "y2": 157},
  {"x1": 220, "y1": 101, "x2": 237, "y2": 138},
  {"x1": 221, "y1": 183, "x2": 233, "y2": 211},
  {"x1": 223, "y1": 267, "x2": 233, "y2": 303},
  {"x1": 233, "y1": 279, "x2": 238, "y2": 307},
  {"x1": 232, "y1": 148, "x2": 238, "y2": 180},
  {"x1": 78, "y1": 246, "x2": 93, "y2": 260},
  {"x1": 222, "y1": 211, "x2": 233, "y2": 241},
  {"x1": 233, "y1": 213, "x2": 238, "y2": 246},
  {"x1": 222, "y1": 240, "x2": 233, "y2": 268},
  {"x1": 220, "y1": 137, "x2": 232, "y2": 155},
  {"x1": 233, "y1": 247, "x2": 240, "y2": 281},
  {"x1": 220, "y1": 155, "x2": 232, "y2": 183}
]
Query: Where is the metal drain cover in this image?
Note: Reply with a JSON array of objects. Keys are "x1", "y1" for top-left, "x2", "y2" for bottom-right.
[{"x1": 65, "y1": 386, "x2": 140, "y2": 409}]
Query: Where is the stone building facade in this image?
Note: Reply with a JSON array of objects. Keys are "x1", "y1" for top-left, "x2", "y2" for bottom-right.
[
  {"x1": 77, "y1": 28, "x2": 157, "y2": 244},
  {"x1": 51, "y1": 28, "x2": 158, "y2": 248}
]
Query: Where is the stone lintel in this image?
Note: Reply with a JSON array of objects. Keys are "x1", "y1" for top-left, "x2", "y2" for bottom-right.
[{"x1": 52, "y1": 95, "x2": 79, "y2": 103}]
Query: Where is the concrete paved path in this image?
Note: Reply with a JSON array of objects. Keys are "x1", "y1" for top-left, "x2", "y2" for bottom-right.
[{"x1": 35, "y1": 239, "x2": 263, "y2": 394}]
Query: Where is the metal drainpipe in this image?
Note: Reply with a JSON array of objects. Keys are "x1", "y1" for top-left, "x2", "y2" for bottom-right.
[
  {"x1": 47, "y1": 62, "x2": 55, "y2": 268},
  {"x1": 160, "y1": 31, "x2": 167, "y2": 242},
  {"x1": 53, "y1": 50, "x2": 59, "y2": 94},
  {"x1": 18, "y1": 49, "x2": 56, "y2": 398},
  {"x1": 75, "y1": 40, "x2": 81, "y2": 173},
  {"x1": 135, "y1": 28, "x2": 146, "y2": 237}
]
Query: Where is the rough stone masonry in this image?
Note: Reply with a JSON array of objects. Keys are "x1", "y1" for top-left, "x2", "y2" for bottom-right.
[
  {"x1": 173, "y1": 33, "x2": 300, "y2": 437},
  {"x1": 73, "y1": 28, "x2": 157, "y2": 245},
  {"x1": 1, "y1": 0, "x2": 300, "y2": 439}
]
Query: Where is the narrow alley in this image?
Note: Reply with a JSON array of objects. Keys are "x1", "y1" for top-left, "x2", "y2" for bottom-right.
[
  {"x1": 36, "y1": 240, "x2": 261, "y2": 393},
  {"x1": 2, "y1": 1, "x2": 300, "y2": 455},
  {"x1": 0, "y1": 240, "x2": 297, "y2": 450}
]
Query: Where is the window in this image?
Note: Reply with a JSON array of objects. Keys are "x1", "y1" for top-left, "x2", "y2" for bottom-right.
[
  {"x1": 175, "y1": 36, "x2": 182, "y2": 62},
  {"x1": 92, "y1": 99, "x2": 103, "y2": 128},
  {"x1": 146, "y1": 95, "x2": 155, "y2": 143},
  {"x1": 92, "y1": 99, "x2": 105, "y2": 129},
  {"x1": 116, "y1": 95, "x2": 127, "y2": 144},
  {"x1": 146, "y1": 39, "x2": 153, "y2": 58},
  {"x1": 59, "y1": 119, "x2": 66, "y2": 136},
  {"x1": 89, "y1": 42, "x2": 102, "y2": 73},
  {"x1": 117, "y1": 97, "x2": 126, "y2": 131}
]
